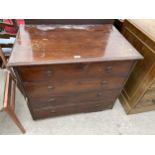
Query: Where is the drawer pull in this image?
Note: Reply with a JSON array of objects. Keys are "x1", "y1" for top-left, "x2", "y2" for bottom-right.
[
  {"x1": 101, "y1": 80, "x2": 108, "y2": 85},
  {"x1": 106, "y1": 66, "x2": 113, "y2": 73},
  {"x1": 48, "y1": 86, "x2": 54, "y2": 90},
  {"x1": 97, "y1": 92, "x2": 102, "y2": 96},
  {"x1": 152, "y1": 99, "x2": 155, "y2": 104},
  {"x1": 46, "y1": 70, "x2": 53, "y2": 76},
  {"x1": 95, "y1": 104, "x2": 100, "y2": 107},
  {"x1": 48, "y1": 98, "x2": 56, "y2": 102},
  {"x1": 50, "y1": 109, "x2": 56, "y2": 113}
]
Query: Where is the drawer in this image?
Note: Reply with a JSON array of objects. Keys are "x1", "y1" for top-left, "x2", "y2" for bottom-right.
[
  {"x1": 136, "y1": 99, "x2": 155, "y2": 108},
  {"x1": 32, "y1": 102, "x2": 114, "y2": 119},
  {"x1": 142, "y1": 89, "x2": 155, "y2": 101},
  {"x1": 136, "y1": 89, "x2": 155, "y2": 108},
  {"x1": 17, "y1": 61, "x2": 132, "y2": 82},
  {"x1": 23, "y1": 77, "x2": 124, "y2": 98},
  {"x1": 28, "y1": 89, "x2": 119, "y2": 109}
]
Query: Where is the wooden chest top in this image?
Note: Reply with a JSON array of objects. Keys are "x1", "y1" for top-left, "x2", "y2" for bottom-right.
[{"x1": 8, "y1": 24, "x2": 142, "y2": 66}]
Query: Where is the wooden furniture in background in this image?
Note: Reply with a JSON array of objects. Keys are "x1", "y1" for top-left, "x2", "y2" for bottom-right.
[
  {"x1": 0, "y1": 47, "x2": 25, "y2": 133},
  {"x1": 8, "y1": 22, "x2": 142, "y2": 120},
  {"x1": 119, "y1": 19, "x2": 155, "y2": 114}
]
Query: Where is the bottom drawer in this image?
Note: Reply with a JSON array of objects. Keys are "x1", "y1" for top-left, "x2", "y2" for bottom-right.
[
  {"x1": 136, "y1": 99, "x2": 155, "y2": 108},
  {"x1": 31, "y1": 102, "x2": 114, "y2": 120},
  {"x1": 136, "y1": 89, "x2": 155, "y2": 108}
]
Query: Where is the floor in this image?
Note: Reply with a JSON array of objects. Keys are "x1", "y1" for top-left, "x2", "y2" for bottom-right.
[{"x1": 1, "y1": 88, "x2": 155, "y2": 135}]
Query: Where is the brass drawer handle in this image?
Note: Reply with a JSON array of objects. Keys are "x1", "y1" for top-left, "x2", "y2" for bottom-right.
[
  {"x1": 97, "y1": 92, "x2": 102, "y2": 96},
  {"x1": 50, "y1": 109, "x2": 56, "y2": 113},
  {"x1": 106, "y1": 66, "x2": 113, "y2": 73},
  {"x1": 101, "y1": 80, "x2": 108, "y2": 85},
  {"x1": 152, "y1": 99, "x2": 155, "y2": 104},
  {"x1": 48, "y1": 86, "x2": 54, "y2": 90},
  {"x1": 48, "y1": 98, "x2": 56, "y2": 102},
  {"x1": 46, "y1": 70, "x2": 53, "y2": 76},
  {"x1": 95, "y1": 104, "x2": 100, "y2": 107}
]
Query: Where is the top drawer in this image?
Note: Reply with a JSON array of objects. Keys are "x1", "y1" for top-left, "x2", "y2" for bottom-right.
[{"x1": 16, "y1": 61, "x2": 132, "y2": 83}]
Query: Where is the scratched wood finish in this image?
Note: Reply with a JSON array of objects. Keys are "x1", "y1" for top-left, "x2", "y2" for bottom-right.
[
  {"x1": 119, "y1": 19, "x2": 155, "y2": 114},
  {"x1": 8, "y1": 22, "x2": 142, "y2": 119},
  {"x1": 8, "y1": 24, "x2": 141, "y2": 66}
]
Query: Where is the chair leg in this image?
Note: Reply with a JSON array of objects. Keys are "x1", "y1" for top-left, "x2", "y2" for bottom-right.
[{"x1": 5, "y1": 107, "x2": 26, "y2": 134}]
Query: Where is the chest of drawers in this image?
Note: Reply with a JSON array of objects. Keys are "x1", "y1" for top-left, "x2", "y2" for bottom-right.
[
  {"x1": 119, "y1": 19, "x2": 155, "y2": 114},
  {"x1": 8, "y1": 23, "x2": 142, "y2": 120}
]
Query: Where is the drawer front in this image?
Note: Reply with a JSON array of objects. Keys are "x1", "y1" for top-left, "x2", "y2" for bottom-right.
[
  {"x1": 28, "y1": 89, "x2": 119, "y2": 109},
  {"x1": 142, "y1": 90, "x2": 155, "y2": 101},
  {"x1": 17, "y1": 61, "x2": 132, "y2": 82},
  {"x1": 136, "y1": 99, "x2": 155, "y2": 108},
  {"x1": 136, "y1": 89, "x2": 155, "y2": 108},
  {"x1": 32, "y1": 102, "x2": 114, "y2": 119},
  {"x1": 23, "y1": 76, "x2": 124, "y2": 98}
]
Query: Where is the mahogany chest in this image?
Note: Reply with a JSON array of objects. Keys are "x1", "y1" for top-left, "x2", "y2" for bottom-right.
[
  {"x1": 119, "y1": 19, "x2": 155, "y2": 114},
  {"x1": 8, "y1": 23, "x2": 142, "y2": 120}
]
